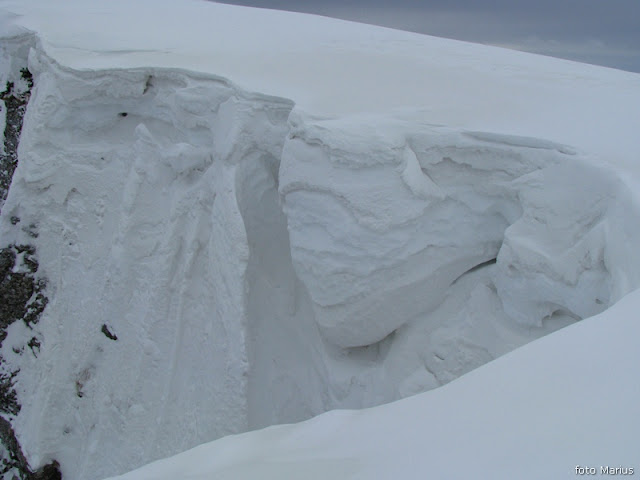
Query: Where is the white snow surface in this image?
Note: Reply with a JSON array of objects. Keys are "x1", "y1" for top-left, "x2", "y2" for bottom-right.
[
  {"x1": 107, "y1": 287, "x2": 640, "y2": 480},
  {"x1": 0, "y1": 0, "x2": 638, "y2": 479},
  {"x1": 1, "y1": 0, "x2": 639, "y2": 167}
]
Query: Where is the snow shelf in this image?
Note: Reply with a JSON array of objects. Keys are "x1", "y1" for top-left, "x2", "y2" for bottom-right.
[
  {"x1": 0, "y1": 1, "x2": 639, "y2": 479},
  {"x1": 0, "y1": 0, "x2": 639, "y2": 167}
]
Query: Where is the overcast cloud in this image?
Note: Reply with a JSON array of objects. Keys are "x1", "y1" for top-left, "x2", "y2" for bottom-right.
[{"x1": 215, "y1": 0, "x2": 640, "y2": 72}]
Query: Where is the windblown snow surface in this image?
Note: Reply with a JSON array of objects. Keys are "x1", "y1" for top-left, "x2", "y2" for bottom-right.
[{"x1": 0, "y1": 0, "x2": 639, "y2": 479}]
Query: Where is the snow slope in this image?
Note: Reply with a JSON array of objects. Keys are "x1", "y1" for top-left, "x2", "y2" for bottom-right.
[
  {"x1": 107, "y1": 286, "x2": 640, "y2": 480},
  {"x1": 1, "y1": 0, "x2": 639, "y2": 166},
  {"x1": 0, "y1": 0, "x2": 639, "y2": 479}
]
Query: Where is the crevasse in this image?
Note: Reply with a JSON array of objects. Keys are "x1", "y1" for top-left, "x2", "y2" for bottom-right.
[{"x1": 1, "y1": 37, "x2": 639, "y2": 480}]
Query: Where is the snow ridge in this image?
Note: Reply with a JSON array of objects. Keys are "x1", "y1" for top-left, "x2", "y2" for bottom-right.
[{"x1": 0, "y1": 27, "x2": 639, "y2": 480}]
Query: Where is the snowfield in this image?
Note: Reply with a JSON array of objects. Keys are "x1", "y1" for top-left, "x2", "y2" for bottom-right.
[
  {"x1": 0, "y1": 0, "x2": 638, "y2": 479},
  {"x1": 107, "y1": 287, "x2": 640, "y2": 480}
]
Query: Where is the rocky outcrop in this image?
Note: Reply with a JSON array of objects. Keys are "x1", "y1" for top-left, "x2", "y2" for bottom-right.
[
  {"x1": 1, "y1": 69, "x2": 31, "y2": 212},
  {"x1": 0, "y1": 59, "x2": 54, "y2": 479},
  {"x1": 0, "y1": 417, "x2": 60, "y2": 480}
]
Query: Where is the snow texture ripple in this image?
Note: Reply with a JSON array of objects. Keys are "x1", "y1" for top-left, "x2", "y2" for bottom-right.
[{"x1": 0, "y1": 1, "x2": 639, "y2": 479}]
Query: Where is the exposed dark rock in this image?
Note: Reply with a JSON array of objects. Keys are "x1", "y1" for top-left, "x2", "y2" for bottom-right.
[
  {"x1": 0, "y1": 242, "x2": 48, "y2": 425},
  {"x1": 0, "y1": 69, "x2": 57, "y2": 479},
  {"x1": 0, "y1": 415, "x2": 28, "y2": 478},
  {"x1": 0, "y1": 243, "x2": 49, "y2": 473},
  {"x1": 101, "y1": 324, "x2": 118, "y2": 341},
  {"x1": 32, "y1": 461, "x2": 61, "y2": 480},
  {"x1": 0, "y1": 245, "x2": 48, "y2": 345},
  {"x1": 1, "y1": 77, "x2": 31, "y2": 213},
  {"x1": 19, "y1": 70, "x2": 33, "y2": 91},
  {"x1": 26, "y1": 338, "x2": 40, "y2": 357},
  {"x1": 0, "y1": 416, "x2": 60, "y2": 480},
  {"x1": 0, "y1": 369, "x2": 19, "y2": 416}
]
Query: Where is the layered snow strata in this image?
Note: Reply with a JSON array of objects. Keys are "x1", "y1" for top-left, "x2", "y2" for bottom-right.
[
  {"x1": 280, "y1": 117, "x2": 636, "y2": 348},
  {"x1": 1, "y1": 29, "x2": 640, "y2": 480}
]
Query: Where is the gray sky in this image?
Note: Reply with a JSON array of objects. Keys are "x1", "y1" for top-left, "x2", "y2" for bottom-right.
[{"x1": 216, "y1": 0, "x2": 640, "y2": 73}]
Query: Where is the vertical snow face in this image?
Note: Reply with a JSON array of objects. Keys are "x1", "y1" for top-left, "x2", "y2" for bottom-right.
[
  {"x1": 2, "y1": 32, "x2": 640, "y2": 480},
  {"x1": 0, "y1": 44, "x2": 294, "y2": 479},
  {"x1": 236, "y1": 152, "x2": 331, "y2": 430}
]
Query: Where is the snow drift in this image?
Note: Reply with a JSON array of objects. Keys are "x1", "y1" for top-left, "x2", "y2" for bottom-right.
[
  {"x1": 106, "y1": 286, "x2": 640, "y2": 480},
  {"x1": 0, "y1": 0, "x2": 639, "y2": 479}
]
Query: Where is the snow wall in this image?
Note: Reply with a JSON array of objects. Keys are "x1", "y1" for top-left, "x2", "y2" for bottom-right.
[{"x1": 1, "y1": 35, "x2": 640, "y2": 480}]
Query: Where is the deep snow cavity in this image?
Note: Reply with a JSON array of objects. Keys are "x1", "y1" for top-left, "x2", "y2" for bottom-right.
[{"x1": 1, "y1": 36, "x2": 639, "y2": 480}]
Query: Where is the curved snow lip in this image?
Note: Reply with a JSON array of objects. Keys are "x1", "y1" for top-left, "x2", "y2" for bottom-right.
[
  {"x1": 2, "y1": 0, "x2": 640, "y2": 161},
  {"x1": 279, "y1": 114, "x2": 640, "y2": 348},
  {"x1": 1, "y1": 2, "x2": 640, "y2": 480}
]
